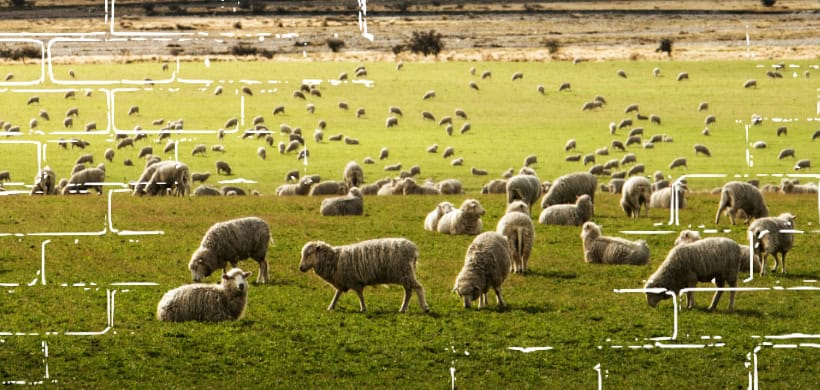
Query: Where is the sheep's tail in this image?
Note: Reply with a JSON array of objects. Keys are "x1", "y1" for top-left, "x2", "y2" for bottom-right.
[{"x1": 516, "y1": 227, "x2": 524, "y2": 266}]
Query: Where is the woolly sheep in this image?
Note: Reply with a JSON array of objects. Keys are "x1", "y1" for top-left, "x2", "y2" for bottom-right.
[
  {"x1": 627, "y1": 164, "x2": 645, "y2": 177},
  {"x1": 674, "y1": 230, "x2": 761, "y2": 274},
  {"x1": 793, "y1": 159, "x2": 810, "y2": 170},
  {"x1": 743, "y1": 79, "x2": 757, "y2": 88},
  {"x1": 30, "y1": 166, "x2": 57, "y2": 195},
  {"x1": 342, "y1": 161, "x2": 364, "y2": 189},
  {"x1": 453, "y1": 232, "x2": 511, "y2": 309},
  {"x1": 496, "y1": 201, "x2": 534, "y2": 274},
  {"x1": 714, "y1": 181, "x2": 768, "y2": 225},
  {"x1": 189, "y1": 217, "x2": 272, "y2": 284},
  {"x1": 645, "y1": 237, "x2": 740, "y2": 311},
  {"x1": 523, "y1": 154, "x2": 537, "y2": 167},
  {"x1": 649, "y1": 114, "x2": 661, "y2": 125},
  {"x1": 752, "y1": 141, "x2": 767, "y2": 149},
  {"x1": 580, "y1": 222, "x2": 649, "y2": 265},
  {"x1": 565, "y1": 154, "x2": 581, "y2": 162},
  {"x1": 621, "y1": 176, "x2": 651, "y2": 218},
  {"x1": 694, "y1": 144, "x2": 711, "y2": 157},
  {"x1": 650, "y1": 181, "x2": 687, "y2": 209},
  {"x1": 705, "y1": 115, "x2": 716, "y2": 125},
  {"x1": 435, "y1": 179, "x2": 464, "y2": 195},
  {"x1": 482, "y1": 179, "x2": 508, "y2": 194},
  {"x1": 611, "y1": 140, "x2": 626, "y2": 152},
  {"x1": 142, "y1": 161, "x2": 191, "y2": 196},
  {"x1": 455, "y1": 108, "x2": 468, "y2": 119},
  {"x1": 676, "y1": 72, "x2": 689, "y2": 81},
  {"x1": 471, "y1": 167, "x2": 488, "y2": 176},
  {"x1": 749, "y1": 213, "x2": 796, "y2": 274},
  {"x1": 422, "y1": 90, "x2": 436, "y2": 100},
  {"x1": 424, "y1": 201, "x2": 456, "y2": 231},
  {"x1": 191, "y1": 144, "x2": 207, "y2": 156},
  {"x1": 191, "y1": 172, "x2": 210, "y2": 183},
  {"x1": 506, "y1": 174, "x2": 542, "y2": 213},
  {"x1": 62, "y1": 167, "x2": 105, "y2": 195},
  {"x1": 216, "y1": 160, "x2": 232, "y2": 175},
  {"x1": 437, "y1": 199, "x2": 485, "y2": 235},
  {"x1": 605, "y1": 178, "x2": 625, "y2": 194},
  {"x1": 621, "y1": 153, "x2": 637, "y2": 165},
  {"x1": 309, "y1": 180, "x2": 347, "y2": 196},
  {"x1": 320, "y1": 187, "x2": 364, "y2": 216},
  {"x1": 386, "y1": 117, "x2": 399, "y2": 128},
  {"x1": 777, "y1": 148, "x2": 795, "y2": 160},
  {"x1": 669, "y1": 157, "x2": 687, "y2": 169},
  {"x1": 564, "y1": 139, "x2": 576, "y2": 151},
  {"x1": 75, "y1": 153, "x2": 94, "y2": 165},
  {"x1": 299, "y1": 238, "x2": 429, "y2": 313},
  {"x1": 618, "y1": 119, "x2": 633, "y2": 129},
  {"x1": 541, "y1": 172, "x2": 597, "y2": 208},
  {"x1": 539, "y1": 194, "x2": 593, "y2": 226},
  {"x1": 780, "y1": 179, "x2": 817, "y2": 194},
  {"x1": 157, "y1": 268, "x2": 252, "y2": 322}
]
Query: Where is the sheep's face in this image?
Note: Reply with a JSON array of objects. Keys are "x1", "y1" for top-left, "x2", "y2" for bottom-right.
[
  {"x1": 644, "y1": 280, "x2": 670, "y2": 307},
  {"x1": 189, "y1": 248, "x2": 215, "y2": 282},
  {"x1": 462, "y1": 199, "x2": 485, "y2": 216},
  {"x1": 454, "y1": 284, "x2": 480, "y2": 309},
  {"x1": 299, "y1": 242, "x2": 327, "y2": 272},
  {"x1": 222, "y1": 269, "x2": 252, "y2": 292},
  {"x1": 674, "y1": 230, "x2": 700, "y2": 246},
  {"x1": 580, "y1": 222, "x2": 600, "y2": 240}
]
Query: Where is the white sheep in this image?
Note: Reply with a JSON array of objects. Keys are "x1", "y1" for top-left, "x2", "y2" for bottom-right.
[
  {"x1": 320, "y1": 187, "x2": 364, "y2": 216},
  {"x1": 299, "y1": 238, "x2": 429, "y2": 313},
  {"x1": 748, "y1": 213, "x2": 796, "y2": 274},
  {"x1": 343, "y1": 161, "x2": 364, "y2": 189},
  {"x1": 453, "y1": 232, "x2": 511, "y2": 309},
  {"x1": 714, "y1": 181, "x2": 769, "y2": 224},
  {"x1": 541, "y1": 172, "x2": 597, "y2": 207},
  {"x1": 580, "y1": 222, "x2": 649, "y2": 265},
  {"x1": 30, "y1": 166, "x2": 57, "y2": 195},
  {"x1": 506, "y1": 174, "x2": 542, "y2": 213},
  {"x1": 674, "y1": 230, "x2": 761, "y2": 274},
  {"x1": 424, "y1": 201, "x2": 455, "y2": 231},
  {"x1": 538, "y1": 194, "x2": 593, "y2": 226},
  {"x1": 649, "y1": 180, "x2": 687, "y2": 209},
  {"x1": 437, "y1": 199, "x2": 485, "y2": 235},
  {"x1": 62, "y1": 167, "x2": 105, "y2": 195},
  {"x1": 620, "y1": 176, "x2": 651, "y2": 218},
  {"x1": 645, "y1": 237, "x2": 740, "y2": 311},
  {"x1": 496, "y1": 201, "x2": 534, "y2": 274},
  {"x1": 189, "y1": 217, "x2": 273, "y2": 284},
  {"x1": 435, "y1": 179, "x2": 464, "y2": 195},
  {"x1": 157, "y1": 268, "x2": 252, "y2": 322}
]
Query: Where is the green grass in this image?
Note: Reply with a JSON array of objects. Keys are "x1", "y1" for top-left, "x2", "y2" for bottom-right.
[{"x1": 0, "y1": 59, "x2": 818, "y2": 388}]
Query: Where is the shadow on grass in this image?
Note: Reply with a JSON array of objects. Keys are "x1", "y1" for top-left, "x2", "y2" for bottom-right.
[{"x1": 524, "y1": 270, "x2": 577, "y2": 279}]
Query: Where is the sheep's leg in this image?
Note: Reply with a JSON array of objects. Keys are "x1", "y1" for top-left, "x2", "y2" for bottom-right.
[
  {"x1": 728, "y1": 209, "x2": 737, "y2": 225},
  {"x1": 714, "y1": 204, "x2": 725, "y2": 224},
  {"x1": 354, "y1": 288, "x2": 367, "y2": 312},
  {"x1": 256, "y1": 259, "x2": 269, "y2": 283},
  {"x1": 726, "y1": 280, "x2": 736, "y2": 312},
  {"x1": 707, "y1": 279, "x2": 724, "y2": 311},
  {"x1": 399, "y1": 287, "x2": 412, "y2": 313},
  {"x1": 478, "y1": 293, "x2": 487, "y2": 309},
  {"x1": 770, "y1": 253, "x2": 780, "y2": 273},
  {"x1": 327, "y1": 289, "x2": 344, "y2": 311},
  {"x1": 414, "y1": 285, "x2": 429, "y2": 312},
  {"x1": 780, "y1": 252, "x2": 787, "y2": 274},
  {"x1": 494, "y1": 287, "x2": 507, "y2": 308},
  {"x1": 685, "y1": 291, "x2": 695, "y2": 309}
]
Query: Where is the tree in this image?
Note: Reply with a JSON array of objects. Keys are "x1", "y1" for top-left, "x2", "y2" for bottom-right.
[{"x1": 407, "y1": 30, "x2": 444, "y2": 57}]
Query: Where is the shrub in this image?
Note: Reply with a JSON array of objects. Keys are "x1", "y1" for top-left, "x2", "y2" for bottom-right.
[
  {"x1": 656, "y1": 38, "x2": 673, "y2": 58},
  {"x1": 543, "y1": 39, "x2": 561, "y2": 55},
  {"x1": 761, "y1": 0, "x2": 776, "y2": 6},
  {"x1": 230, "y1": 43, "x2": 274, "y2": 59},
  {"x1": 0, "y1": 44, "x2": 41, "y2": 60},
  {"x1": 6, "y1": 0, "x2": 33, "y2": 7},
  {"x1": 407, "y1": 30, "x2": 444, "y2": 57},
  {"x1": 326, "y1": 38, "x2": 345, "y2": 53}
]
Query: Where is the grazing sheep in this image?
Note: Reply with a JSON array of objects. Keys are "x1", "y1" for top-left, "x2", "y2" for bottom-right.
[
  {"x1": 538, "y1": 85, "x2": 546, "y2": 95},
  {"x1": 455, "y1": 108, "x2": 468, "y2": 119},
  {"x1": 123, "y1": 159, "x2": 133, "y2": 166},
  {"x1": 565, "y1": 139, "x2": 576, "y2": 151},
  {"x1": 582, "y1": 101, "x2": 603, "y2": 111},
  {"x1": 437, "y1": 199, "x2": 485, "y2": 235},
  {"x1": 506, "y1": 174, "x2": 542, "y2": 212},
  {"x1": 84, "y1": 122, "x2": 96, "y2": 132},
  {"x1": 621, "y1": 153, "x2": 637, "y2": 165},
  {"x1": 558, "y1": 82, "x2": 571, "y2": 92},
  {"x1": 479, "y1": 179, "x2": 507, "y2": 194},
  {"x1": 137, "y1": 161, "x2": 191, "y2": 196},
  {"x1": 627, "y1": 164, "x2": 645, "y2": 177},
  {"x1": 621, "y1": 176, "x2": 651, "y2": 218},
  {"x1": 137, "y1": 146, "x2": 153, "y2": 159},
  {"x1": 62, "y1": 167, "x2": 105, "y2": 195},
  {"x1": 812, "y1": 130, "x2": 820, "y2": 140},
  {"x1": 451, "y1": 158, "x2": 463, "y2": 166},
  {"x1": 674, "y1": 230, "x2": 761, "y2": 274},
  {"x1": 625, "y1": 135, "x2": 642, "y2": 146},
  {"x1": 748, "y1": 213, "x2": 796, "y2": 274},
  {"x1": 605, "y1": 178, "x2": 626, "y2": 194},
  {"x1": 422, "y1": 90, "x2": 436, "y2": 100},
  {"x1": 793, "y1": 159, "x2": 810, "y2": 170},
  {"x1": 29, "y1": 166, "x2": 57, "y2": 195},
  {"x1": 435, "y1": 178, "x2": 464, "y2": 195},
  {"x1": 611, "y1": 140, "x2": 626, "y2": 152},
  {"x1": 705, "y1": 115, "x2": 716, "y2": 125},
  {"x1": 386, "y1": 117, "x2": 399, "y2": 128},
  {"x1": 424, "y1": 201, "x2": 456, "y2": 231},
  {"x1": 752, "y1": 141, "x2": 767, "y2": 149},
  {"x1": 163, "y1": 141, "x2": 176, "y2": 154},
  {"x1": 320, "y1": 187, "x2": 364, "y2": 216},
  {"x1": 669, "y1": 157, "x2": 687, "y2": 170},
  {"x1": 342, "y1": 161, "x2": 364, "y2": 189},
  {"x1": 75, "y1": 153, "x2": 94, "y2": 165},
  {"x1": 649, "y1": 114, "x2": 661, "y2": 125},
  {"x1": 523, "y1": 154, "x2": 537, "y2": 167},
  {"x1": 242, "y1": 86, "x2": 253, "y2": 96},
  {"x1": 216, "y1": 160, "x2": 232, "y2": 175},
  {"x1": 511, "y1": 72, "x2": 523, "y2": 81},
  {"x1": 104, "y1": 148, "x2": 115, "y2": 163},
  {"x1": 694, "y1": 144, "x2": 711, "y2": 157},
  {"x1": 309, "y1": 180, "x2": 347, "y2": 196},
  {"x1": 442, "y1": 146, "x2": 455, "y2": 159},
  {"x1": 128, "y1": 105, "x2": 139, "y2": 116},
  {"x1": 157, "y1": 268, "x2": 252, "y2": 322},
  {"x1": 496, "y1": 201, "x2": 534, "y2": 274},
  {"x1": 595, "y1": 147, "x2": 609, "y2": 156},
  {"x1": 676, "y1": 72, "x2": 689, "y2": 81},
  {"x1": 715, "y1": 181, "x2": 769, "y2": 224},
  {"x1": 617, "y1": 69, "x2": 627, "y2": 78},
  {"x1": 776, "y1": 127, "x2": 787, "y2": 136},
  {"x1": 256, "y1": 147, "x2": 266, "y2": 160},
  {"x1": 211, "y1": 144, "x2": 225, "y2": 153},
  {"x1": 460, "y1": 123, "x2": 471, "y2": 134},
  {"x1": 650, "y1": 181, "x2": 687, "y2": 209},
  {"x1": 645, "y1": 237, "x2": 740, "y2": 311},
  {"x1": 777, "y1": 148, "x2": 795, "y2": 160},
  {"x1": 189, "y1": 217, "x2": 272, "y2": 284},
  {"x1": 780, "y1": 179, "x2": 817, "y2": 194},
  {"x1": 190, "y1": 144, "x2": 207, "y2": 157},
  {"x1": 624, "y1": 103, "x2": 639, "y2": 114},
  {"x1": 618, "y1": 119, "x2": 633, "y2": 129},
  {"x1": 583, "y1": 154, "x2": 595, "y2": 166},
  {"x1": 191, "y1": 172, "x2": 210, "y2": 183},
  {"x1": 743, "y1": 79, "x2": 757, "y2": 88},
  {"x1": 541, "y1": 172, "x2": 597, "y2": 207},
  {"x1": 580, "y1": 222, "x2": 649, "y2": 265},
  {"x1": 565, "y1": 154, "x2": 582, "y2": 162},
  {"x1": 299, "y1": 238, "x2": 428, "y2": 313},
  {"x1": 539, "y1": 194, "x2": 593, "y2": 226},
  {"x1": 453, "y1": 232, "x2": 511, "y2": 309}
]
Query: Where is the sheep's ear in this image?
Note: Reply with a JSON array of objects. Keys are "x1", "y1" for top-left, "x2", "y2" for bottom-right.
[
  {"x1": 222, "y1": 273, "x2": 230, "y2": 281},
  {"x1": 243, "y1": 271, "x2": 252, "y2": 279}
]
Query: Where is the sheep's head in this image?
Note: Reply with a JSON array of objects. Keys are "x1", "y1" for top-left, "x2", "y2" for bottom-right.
[
  {"x1": 779, "y1": 213, "x2": 796, "y2": 227},
  {"x1": 644, "y1": 280, "x2": 670, "y2": 308},
  {"x1": 299, "y1": 241, "x2": 330, "y2": 272},
  {"x1": 674, "y1": 230, "x2": 700, "y2": 246},
  {"x1": 461, "y1": 199, "x2": 485, "y2": 216},
  {"x1": 576, "y1": 194, "x2": 593, "y2": 207},
  {"x1": 189, "y1": 247, "x2": 216, "y2": 282},
  {"x1": 453, "y1": 283, "x2": 480, "y2": 309},
  {"x1": 580, "y1": 222, "x2": 601, "y2": 240},
  {"x1": 505, "y1": 200, "x2": 528, "y2": 215},
  {"x1": 349, "y1": 187, "x2": 363, "y2": 198},
  {"x1": 222, "y1": 268, "x2": 252, "y2": 293}
]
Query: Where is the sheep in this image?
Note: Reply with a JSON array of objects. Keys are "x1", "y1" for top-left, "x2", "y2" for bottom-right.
[
  {"x1": 189, "y1": 217, "x2": 272, "y2": 284},
  {"x1": 71, "y1": 163, "x2": 86, "y2": 176},
  {"x1": 752, "y1": 141, "x2": 767, "y2": 149},
  {"x1": 583, "y1": 154, "x2": 595, "y2": 166},
  {"x1": 471, "y1": 167, "x2": 488, "y2": 176},
  {"x1": 435, "y1": 179, "x2": 464, "y2": 195},
  {"x1": 618, "y1": 119, "x2": 633, "y2": 129},
  {"x1": 645, "y1": 237, "x2": 741, "y2": 311},
  {"x1": 511, "y1": 72, "x2": 523, "y2": 81},
  {"x1": 676, "y1": 72, "x2": 689, "y2": 81},
  {"x1": 424, "y1": 201, "x2": 456, "y2": 232},
  {"x1": 675, "y1": 230, "x2": 761, "y2": 274},
  {"x1": 30, "y1": 166, "x2": 57, "y2": 195},
  {"x1": 384, "y1": 163, "x2": 402, "y2": 172},
  {"x1": 625, "y1": 135, "x2": 642, "y2": 146},
  {"x1": 595, "y1": 147, "x2": 609, "y2": 156},
  {"x1": 163, "y1": 141, "x2": 176, "y2": 154},
  {"x1": 138, "y1": 161, "x2": 191, "y2": 196},
  {"x1": 580, "y1": 222, "x2": 649, "y2": 265},
  {"x1": 693, "y1": 144, "x2": 711, "y2": 157},
  {"x1": 565, "y1": 154, "x2": 581, "y2": 162},
  {"x1": 812, "y1": 130, "x2": 820, "y2": 140},
  {"x1": 617, "y1": 69, "x2": 627, "y2": 78},
  {"x1": 611, "y1": 140, "x2": 626, "y2": 152},
  {"x1": 611, "y1": 171, "x2": 626, "y2": 179},
  {"x1": 604, "y1": 178, "x2": 626, "y2": 194},
  {"x1": 627, "y1": 164, "x2": 645, "y2": 177},
  {"x1": 582, "y1": 101, "x2": 602, "y2": 111},
  {"x1": 190, "y1": 144, "x2": 207, "y2": 156},
  {"x1": 191, "y1": 172, "x2": 210, "y2": 183},
  {"x1": 276, "y1": 177, "x2": 314, "y2": 196},
  {"x1": 211, "y1": 144, "x2": 225, "y2": 152},
  {"x1": 127, "y1": 105, "x2": 139, "y2": 116},
  {"x1": 564, "y1": 139, "x2": 576, "y2": 151},
  {"x1": 62, "y1": 167, "x2": 105, "y2": 195},
  {"x1": 216, "y1": 160, "x2": 232, "y2": 175},
  {"x1": 603, "y1": 159, "x2": 620, "y2": 170},
  {"x1": 362, "y1": 157, "x2": 375, "y2": 165},
  {"x1": 749, "y1": 213, "x2": 796, "y2": 274},
  {"x1": 620, "y1": 176, "x2": 651, "y2": 218},
  {"x1": 74, "y1": 154, "x2": 94, "y2": 165},
  {"x1": 422, "y1": 90, "x2": 436, "y2": 100},
  {"x1": 743, "y1": 79, "x2": 757, "y2": 88},
  {"x1": 320, "y1": 187, "x2": 364, "y2": 216},
  {"x1": 157, "y1": 268, "x2": 252, "y2": 322},
  {"x1": 459, "y1": 123, "x2": 471, "y2": 134},
  {"x1": 714, "y1": 181, "x2": 769, "y2": 225},
  {"x1": 386, "y1": 117, "x2": 399, "y2": 128},
  {"x1": 506, "y1": 174, "x2": 542, "y2": 212},
  {"x1": 539, "y1": 194, "x2": 593, "y2": 226},
  {"x1": 669, "y1": 157, "x2": 687, "y2": 169},
  {"x1": 402, "y1": 179, "x2": 441, "y2": 195},
  {"x1": 780, "y1": 179, "x2": 817, "y2": 194},
  {"x1": 426, "y1": 144, "x2": 438, "y2": 153},
  {"x1": 453, "y1": 232, "x2": 511, "y2": 309},
  {"x1": 409, "y1": 165, "x2": 421, "y2": 177},
  {"x1": 650, "y1": 180, "x2": 687, "y2": 209},
  {"x1": 793, "y1": 159, "x2": 811, "y2": 170},
  {"x1": 776, "y1": 126, "x2": 787, "y2": 137},
  {"x1": 522, "y1": 154, "x2": 537, "y2": 167},
  {"x1": 496, "y1": 201, "x2": 534, "y2": 274},
  {"x1": 649, "y1": 114, "x2": 661, "y2": 125},
  {"x1": 620, "y1": 153, "x2": 637, "y2": 165},
  {"x1": 777, "y1": 148, "x2": 795, "y2": 160},
  {"x1": 624, "y1": 103, "x2": 639, "y2": 114},
  {"x1": 309, "y1": 180, "x2": 347, "y2": 196},
  {"x1": 705, "y1": 115, "x2": 717, "y2": 126},
  {"x1": 437, "y1": 199, "x2": 485, "y2": 235},
  {"x1": 123, "y1": 159, "x2": 133, "y2": 167},
  {"x1": 541, "y1": 172, "x2": 597, "y2": 208},
  {"x1": 137, "y1": 146, "x2": 153, "y2": 159},
  {"x1": 299, "y1": 238, "x2": 428, "y2": 313}
]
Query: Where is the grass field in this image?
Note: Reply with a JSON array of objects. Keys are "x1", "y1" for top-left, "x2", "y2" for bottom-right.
[{"x1": 0, "y1": 58, "x2": 818, "y2": 388}]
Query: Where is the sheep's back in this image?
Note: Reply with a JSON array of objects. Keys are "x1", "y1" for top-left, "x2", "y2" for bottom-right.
[
  {"x1": 335, "y1": 239, "x2": 418, "y2": 285},
  {"x1": 201, "y1": 217, "x2": 270, "y2": 260}
]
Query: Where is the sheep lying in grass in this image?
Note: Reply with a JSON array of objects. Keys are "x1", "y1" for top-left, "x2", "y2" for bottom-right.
[
  {"x1": 496, "y1": 201, "x2": 534, "y2": 274},
  {"x1": 435, "y1": 178, "x2": 464, "y2": 195},
  {"x1": 645, "y1": 237, "x2": 741, "y2": 311},
  {"x1": 157, "y1": 268, "x2": 252, "y2": 322},
  {"x1": 308, "y1": 180, "x2": 347, "y2": 196},
  {"x1": 539, "y1": 194, "x2": 593, "y2": 226},
  {"x1": 343, "y1": 161, "x2": 364, "y2": 188},
  {"x1": 189, "y1": 217, "x2": 272, "y2": 284},
  {"x1": 649, "y1": 180, "x2": 687, "y2": 209},
  {"x1": 424, "y1": 201, "x2": 455, "y2": 232},
  {"x1": 580, "y1": 222, "x2": 649, "y2": 265},
  {"x1": 437, "y1": 199, "x2": 485, "y2": 235},
  {"x1": 30, "y1": 166, "x2": 57, "y2": 195},
  {"x1": 453, "y1": 232, "x2": 511, "y2": 309},
  {"x1": 481, "y1": 179, "x2": 508, "y2": 194},
  {"x1": 780, "y1": 179, "x2": 817, "y2": 194},
  {"x1": 276, "y1": 177, "x2": 314, "y2": 196},
  {"x1": 749, "y1": 213, "x2": 796, "y2": 274},
  {"x1": 714, "y1": 181, "x2": 769, "y2": 225},
  {"x1": 320, "y1": 187, "x2": 363, "y2": 216},
  {"x1": 621, "y1": 176, "x2": 651, "y2": 218},
  {"x1": 193, "y1": 185, "x2": 221, "y2": 196},
  {"x1": 299, "y1": 238, "x2": 429, "y2": 313}
]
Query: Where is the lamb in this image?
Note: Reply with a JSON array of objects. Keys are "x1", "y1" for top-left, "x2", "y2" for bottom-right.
[
  {"x1": 157, "y1": 268, "x2": 252, "y2": 322},
  {"x1": 62, "y1": 167, "x2": 105, "y2": 195},
  {"x1": 694, "y1": 144, "x2": 711, "y2": 157},
  {"x1": 320, "y1": 187, "x2": 364, "y2": 216},
  {"x1": 749, "y1": 213, "x2": 796, "y2": 274},
  {"x1": 645, "y1": 237, "x2": 741, "y2": 311},
  {"x1": 620, "y1": 176, "x2": 652, "y2": 218},
  {"x1": 496, "y1": 201, "x2": 534, "y2": 274},
  {"x1": 650, "y1": 180, "x2": 687, "y2": 209},
  {"x1": 30, "y1": 166, "x2": 57, "y2": 195},
  {"x1": 216, "y1": 160, "x2": 232, "y2": 175},
  {"x1": 453, "y1": 232, "x2": 511, "y2": 309},
  {"x1": 342, "y1": 161, "x2": 364, "y2": 188},
  {"x1": 540, "y1": 172, "x2": 597, "y2": 207},
  {"x1": 424, "y1": 201, "x2": 456, "y2": 232},
  {"x1": 308, "y1": 180, "x2": 347, "y2": 196},
  {"x1": 580, "y1": 222, "x2": 649, "y2": 265},
  {"x1": 299, "y1": 238, "x2": 429, "y2": 313},
  {"x1": 506, "y1": 174, "x2": 542, "y2": 213},
  {"x1": 668, "y1": 157, "x2": 687, "y2": 169},
  {"x1": 539, "y1": 194, "x2": 593, "y2": 226},
  {"x1": 437, "y1": 199, "x2": 485, "y2": 235},
  {"x1": 189, "y1": 217, "x2": 272, "y2": 284},
  {"x1": 714, "y1": 181, "x2": 769, "y2": 224}
]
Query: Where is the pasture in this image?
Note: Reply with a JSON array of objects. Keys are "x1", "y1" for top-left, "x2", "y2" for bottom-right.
[{"x1": 0, "y1": 58, "x2": 818, "y2": 388}]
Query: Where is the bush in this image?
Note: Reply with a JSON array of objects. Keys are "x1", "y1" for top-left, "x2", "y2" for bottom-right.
[
  {"x1": 543, "y1": 39, "x2": 561, "y2": 55},
  {"x1": 0, "y1": 44, "x2": 41, "y2": 60},
  {"x1": 326, "y1": 38, "x2": 345, "y2": 53},
  {"x1": 656, "y1": 38, "x2": 673, "y2": 58},
  {"x1": 761, "y1": 0, "x2": 776, "y2": 6},
  {"x1": 6, "y1": 0, "x2": 33, "y2": 7},
  {"x1": 407, "y1": 30, "x2": 444, "y2": 57},
  {"x1": 230, "y1": 44, "x2": 274, "y2": 59}
]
